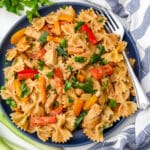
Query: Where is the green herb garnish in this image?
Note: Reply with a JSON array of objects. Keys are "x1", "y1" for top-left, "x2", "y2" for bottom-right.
[
  {"x1": 75, "y1": 110, "x2": 87, "y2": 129},
  {"x1": 6, "y1": 97, "x2": 17, "y2": 108},
  {"x1": 68, "y1": 96, "x2": 74, "y2": 103},
  {"x1": 0, "y1": 86, "x2": 6, "y2": 90},
  {"x1": 60, "y1": 38, "x2": 67, "y2": 48},
  {"x1": 74, "y1": 56, "x2": 87, "y2": 63},
  {"x1": 98, "y1": 18, "x2": 103, "y2": 22},
  {"x1": 67, "y1": 65, "x2": 72, "y2": 72},
  {"x1": 89, "y1": 53, "x2": 100, "y2": 64},
  {"x1": 38, "y1": 31, "x2": 48, "y2": 44},
  {"x1": 64, "y1": 80, "x2": 72, "y2": 91},
  {"x1": 108, "y1": 99, "x2": 117, "y2": 108},
  {"x1": 4, "y1": 78, "x2": 8, "y2": 82},
  {"x1": 38, "y1": 60, "x2": 44, "y2": 71},
  {"x1": 61, "y1": 4, "x2": 67, "y2": 9},
  {"x1": 75, "y1": 21, "x2": 85, "y2": 31},
  {"x1": 53, "y1": 100, "x2": 59, "y2": 107},
  {"x1": 34, "y1": 74, "x2": 39, "y2": 79},
  {"x1": 46, "y1": 71, "x2": 53, "y2": 79},
  {"x1": 89, "y1": 44, "x2": 107, "y2": 65},
  {"x1": 74, "y1": 78, "x2": 95, "y2": 94},
  {"x1": 56, "y1": 46, "x2": 69, "y2": 58},
  {"x1": 20, "y1": 80, "x2": 30, "y2": 98},
  {"x1": 0, "y1": 0, "x2": 54, "y2": 22},
  {"x1": 46, "y1": 84, "x2": 51, "y2": 90}
]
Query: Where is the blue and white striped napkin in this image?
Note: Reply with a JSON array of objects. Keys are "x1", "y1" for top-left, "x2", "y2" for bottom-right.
[{"x1": 83, "y1": 0, "x2": 150, "y2": 150}]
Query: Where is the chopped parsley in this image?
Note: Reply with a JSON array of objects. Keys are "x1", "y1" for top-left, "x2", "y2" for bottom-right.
[
  {"x1": 38, "y1": 31, "x2": 48, "y2": 44},
  {"x1": 98, "y1": 18, "x2": 103, "y2": 22},
  {"x1": 38, "y1": 60, "x2": 44, "y2": 71},
  {"x1": 34, "y1": 74, "x2": 39, "y2": 79},
  {"x1": 46, "y1": 84, "x2": 51, "y2": 90},
  {"x1": 6, "y1": 97, "x2": 17, "y2": 108},
  {"x1": 46, "y1": 71, "x2": 53, "y2": 79},
  {"x1": 75, "y1": 110, "x2": 87, "y2": 129},
  {"x1": 61, "y1": 4, "x2": 67, "y2": 9},
  {"x1": 68, "y1": 96, "x2": 74, "y2": 103},
  {"x1": 53, "y1": 100, "x2": 59, "y2": 108},
  {"x1": 20, "y1": 80, "x2": 30, "y2": 98},
  {"x1": 108, "y1": 99, "x2": 117, "y2": 108},
  {"x1": 0, "y1": 85, "x2": 6, "y2": 90},
  {"x1": 64, "y1": 80, "x2": 72, "y2": 91},
  {"x1": 60, "y1": 38, "x2": 67, "y2": 48},
  {"x1": 56, "y1": 46, "x2": 69, "y2": 58},
  {"x1": 67, "y1": 65, "x2": 72, "y2": 72},
  {"x1": 90, "y1": 44, "x2": 108, "y2": 65},
  {"x1": 75, "y1": 21, "x2": 85, "y2": 31},
  {"x1": 74, "y1": 56, "x2": 87, "y2": 63}
]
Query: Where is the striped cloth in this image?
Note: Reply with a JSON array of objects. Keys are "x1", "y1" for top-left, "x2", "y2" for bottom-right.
[{"x1": 83, "y1": 0, "x2": 150, "y2": 150}]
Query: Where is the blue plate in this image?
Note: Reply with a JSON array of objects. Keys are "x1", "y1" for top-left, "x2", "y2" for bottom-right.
[{"x1": 0, "y1": 1, "x2": 141, "y2": 148}]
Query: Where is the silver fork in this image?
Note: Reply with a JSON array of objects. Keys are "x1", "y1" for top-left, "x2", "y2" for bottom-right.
[{"x1": 96, "y1": 8, "x2": 150, "y2": 109}]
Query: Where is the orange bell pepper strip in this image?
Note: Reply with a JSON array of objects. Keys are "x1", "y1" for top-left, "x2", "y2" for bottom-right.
[
  {"x1": 38, "y1": 76, "x2": 46, "y2": 104},
  {"x1": 73, "y1": 99, "x2": 85, "y2": 116},
  {"x1": 58, "y1": 14, "x2": 73, "y2": 22},
  {"x1": 31, "y1": 116, "x2": 57, "y2": 126},
  {"x1": 10, "y1": 28, "x2": 26, "y2": 44},
  {"x1": 83, "y1": 95, "x2": 98, "y2": 110},
  {"x1": 54, "y1": 20, "x2": 61, "y2": 35},
  {"x1": 77, "y1": 73, "x2": 85, "y2": 82},
  {"x1": 47, "y1": 36, "x2": 62, "y2": 43}
]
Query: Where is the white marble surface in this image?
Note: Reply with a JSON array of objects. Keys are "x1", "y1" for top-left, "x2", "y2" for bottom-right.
[{"x1": 0, "y1": 3, "x2": 136, "y2": 150}]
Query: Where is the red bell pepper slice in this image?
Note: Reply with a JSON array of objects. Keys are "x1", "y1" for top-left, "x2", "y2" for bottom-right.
[
  {"x1": 17, "y1": 69, "x2": 39, "y2": 80},
  {"x1": 50, "y1": 105, "x2": 63, "y2": 116},
  {"x1": 90, "y1": 64, "x2": 113, "y2": 80},
  {"x1": 81, "y1": 24, "x2": 97, "y2": 45},
  {"x1": 54, "y1": 68, "x2": 63, "y2": 79},
  {"x1": 31, "y1": 116, "x2": 57, "y2": 126}
]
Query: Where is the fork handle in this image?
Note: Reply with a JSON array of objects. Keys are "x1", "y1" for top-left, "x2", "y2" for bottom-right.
[{"x1": 122, "y1": 51, "x2": 150, "y2": 109}]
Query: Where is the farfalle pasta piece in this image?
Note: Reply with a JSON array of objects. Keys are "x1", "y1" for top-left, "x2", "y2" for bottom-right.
[
  {"x1": 102, "y1": 33, "x2": 119, "y2": 51},
  {"x1": 89, "y1": 15, "x2": 107, "y2": 32},
  {"x1": 25, "y1": 26, "x2": 41, "y2": 40},
  {"x1": 45, "y1": 12, "x2": 58, "y2": 24},
  {"x1": 82, "y1": 104, "x2": 102, "y2": 129},
  {"x1": 61, "y1": 23, "x2": 75, "y2": 37},
  {"x1": 57, "y1": 6, "x2": 76, "y2": 18},
  {"x1": 45, "y1": 91, "x2": 57, "y2": 114},
  {"x1": 51, "y1": 114, "x2": 73, "y2": 143},
  {"x1": 65, "y1": 110, "x2": 76, "y2": 131},
  {"x1": 36, "y1": 125, "x2": 53, "y2": 141},
  {"x1": 118, "y1": 101, "x2": 137, "y2": 117},
  {"x1": 83, "y1": 122, "x2": 104, "y2": 142},
  {"x1": 16, "y1": 36, "x2": 30, "y2": 52},
  {"x1": 77, "y1": 8, "x2": 97, "y2": 22},
  {"x1": 32, "y1": 17, "x2": 45, "y2": 31},
  {"x1": 6, "y1": 48, "x2": 18, "y2": 61},
  {"x1": 102, "y1": 49, "x2": 123, "y2": 63},
  {"x1": 11, "y1": 112, "x2": 29, "y2": 131}
]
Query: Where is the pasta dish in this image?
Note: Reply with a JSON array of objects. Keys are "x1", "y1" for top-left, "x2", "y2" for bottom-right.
[{"x1": 0, "y1": 6, "x2": 137, "y2": 143}]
